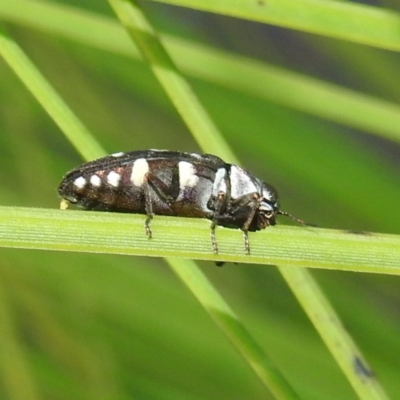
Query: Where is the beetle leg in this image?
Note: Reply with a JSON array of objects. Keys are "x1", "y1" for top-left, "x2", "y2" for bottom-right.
[
  {"x1": 208, "y1": 169, "x2": 232, "y2": 253},
  {"x1": 243, "y1": 231, "x2": 250, "y2": 254},
  {"x1": 210, "y1": 221, "x2": 218, "y2": 253},
  {"x1": 142, "y1": 177, "x2": 154, "y2": 238},
  {"x1": 210, "y1": 191, "x2": 227, "y2": 253},
  {"x1": 228, "y1": 193, "x2": 260, "y2": 254},
  {"x1": 240, "y1": 202, "x2": 258, "y2": 254},
  {"x1": 145, "y1": 170, "x2": 179, "y2": 203},
  {"x1": 142, "y1": 168, "x2": 180, "y2": 238}
]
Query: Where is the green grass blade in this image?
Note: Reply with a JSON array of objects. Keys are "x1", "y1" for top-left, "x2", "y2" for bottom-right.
[
  {"x1": 280, "y1": 266, "x2": 390, "y2": 400},
  {"x1": 108, "y1": 0, "x2": 236, "y2": 163},
  {"x1": 0, "y1": 2, "x2": 394, "y2": 398},
  {"x1": 0, "y1": 26, "x2": 105, "y2": 161},
  {"x1": 1, "y1": 0, "x2": 400, "y2": 143},
  {"x1": 2, "y1": 8, "x2": 301, "y2": 397},
  {"x1": 108, "y1": 1, "x2": 301, "y2": 397},
  {"x1": 176, "y1": 47, "x2": 400, "y2": 145},
  {"x1": 0, "y1": 207, "x2": 399, "y2": 275},
  {"x1": 149, "y1": 0, "x2": 400, "y2": 51},
  {"x1": 106, "y1": 1, "x2": 393, "y2": 398},
  {"x1": 169, "y1": 258, "x2": 300, "y2": 400}
]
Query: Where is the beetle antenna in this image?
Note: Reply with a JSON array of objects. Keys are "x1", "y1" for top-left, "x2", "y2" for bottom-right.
[{"x1": 277, "y1": 210, "x2": 316, "y2": 227}]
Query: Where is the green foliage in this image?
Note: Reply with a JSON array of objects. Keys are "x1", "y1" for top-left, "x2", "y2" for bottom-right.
[{"x1": 0, "y1": 0, "x2": 399, "y2": 399}]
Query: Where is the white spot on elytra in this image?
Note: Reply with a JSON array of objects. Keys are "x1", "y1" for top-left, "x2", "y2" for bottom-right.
[
  {"x1": 190, "y1": 153, "x2": 202, "y2": 159},
  {"x1": 107, "y1": 171, "x2": 121, "y2": 187},
  {"x1": 73, "y1": 176, "x2": 87, "y2": 189},
  {"x1": 90, "y1": 174, "x2": 101, "y2": 187},
  {"x1": 130, "y1": 158, "x2": 149, "y2": 187},
  {"x1": 212, "y1": 167, "x2": 227, "y2": 195},
  {"x1": 262, "y1": 188, "x2": 275, "y2": 203},
  {"x1": 111, "y1": 152, "x2": 124, "y2": 157},
  {"x1": 230, "y1": 165, "x2": 258, "y2": 198},
  {"x1": 178, "y1": 161, "x2": 198, "y2": 189}
]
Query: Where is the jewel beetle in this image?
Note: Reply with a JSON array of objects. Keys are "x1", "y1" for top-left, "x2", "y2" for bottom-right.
[{"x1": 58, "y1": 149, "x2": 307, "y2": 254}]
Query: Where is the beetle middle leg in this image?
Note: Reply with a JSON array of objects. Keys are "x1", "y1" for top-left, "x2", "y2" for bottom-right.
[
  {"x1": 142, "y1": 168, "x2": 180, "y2": 238},
  {"x1": 208, "y1": 171, "x2": 232, "y2": 253},
  {"x1": 210, "y1": 191, "x2": 228, "y2": 253}
]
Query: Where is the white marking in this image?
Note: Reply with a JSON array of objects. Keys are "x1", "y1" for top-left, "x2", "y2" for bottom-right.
[
  {"x1": 212, "y1": 167, "x2": 227, "y2": 195},
  {"x1": 111, "y1": 152, "x2": 124, "y2": 157},
  {"x1": 130, "y1": 158, "x2": 149, "y2": 186},
  {"x1": 90, "y1": 174, "x2": 101, "y2": 187},
  {"x1": 230, "y1": 165, "x2": 258, "y2": 198},
  {"x1": 262, "y1": 187, "x2": 275, "y2": 203},
  {"x1": 107, "y1": 171, "x2": 121, "y2": 187},
  {"x1": 178, "y1": 161, "x2": 198, "y2": 189},
  {"x1": 73, "y1": 176, "x2": 87, "y2": 189},
  {"x1": 190, "y1": 153, "x2": 202, "y2": 159}
]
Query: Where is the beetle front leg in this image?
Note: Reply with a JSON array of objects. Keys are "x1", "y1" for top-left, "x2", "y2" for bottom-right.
[
  {"x1": 227, "y1": 193, "x2": 260, "y2": 254},
  {"x1": 240, "y1": 195, "x2": 259, "y2": 254}
]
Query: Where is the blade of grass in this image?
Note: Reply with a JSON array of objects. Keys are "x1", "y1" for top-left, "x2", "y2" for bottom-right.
[
  {"x1": 1, "y1": 0, "x2": 400, "y2": 144},
  {"x1": 1, "y1": 15, "x2": 301, "y2": 398},
  {"x1": 149, "y1": 0, "x2": 400, "y2": 52},
  {"x1": 111, "y1": 1, "x2": 302, "y2": 397},
  {"x1": 0, "y1": 206, "x2": 399, "y2": 275},
  {"x1": 169, "y1": 258, "x2": 301, "y2": 400},
  {"x1": 108, "y1": 1, "x2": 391, "y2": 399},
  {"x1": 0, "y1": 4, "x2": 394, "y2": 393},
  {"x1": 0, "y1": 26, "x2": 104, "y2": 161},
  {"x1": 108, "y1": 0, "x2": 236, "y2": 163},
  {"x1": 280, "y1": 266, "x2": 389, "y2": 400}
]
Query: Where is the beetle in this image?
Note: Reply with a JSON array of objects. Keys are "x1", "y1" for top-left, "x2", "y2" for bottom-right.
[{"x1": 58, "y1": 149, "x2": 307, "y2": 254}]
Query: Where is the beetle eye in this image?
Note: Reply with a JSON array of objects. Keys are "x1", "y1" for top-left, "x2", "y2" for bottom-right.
[
  {"x1": 262, "y1": 210, "x2": 274, "y2": 218},
  {"x1": 259, "y1": 199, "x2": 276, "y2": 212}
]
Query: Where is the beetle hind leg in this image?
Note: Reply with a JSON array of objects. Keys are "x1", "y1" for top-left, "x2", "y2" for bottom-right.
[
  {"x1": 144, "y1": 215, "x2": 153, "y2": 238},
  {"x1": 142, "y1": 178, "x2": 154, "y2": 238}
]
